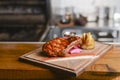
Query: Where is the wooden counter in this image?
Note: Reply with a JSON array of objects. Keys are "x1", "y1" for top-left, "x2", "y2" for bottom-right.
[{"x1": 0, "y1": 42, "x2": 120, "y2": 80}]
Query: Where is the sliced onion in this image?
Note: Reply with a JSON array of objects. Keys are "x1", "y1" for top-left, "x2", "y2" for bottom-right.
[{"x1": 69, "y1": 45, "x2": 82, "y2": 54}]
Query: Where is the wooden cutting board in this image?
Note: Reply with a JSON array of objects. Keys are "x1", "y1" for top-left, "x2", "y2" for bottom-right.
[{"x1": 19, "y1": 42, "x2": 112, "y2": 76}]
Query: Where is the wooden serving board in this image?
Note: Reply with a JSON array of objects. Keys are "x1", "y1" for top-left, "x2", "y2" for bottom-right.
[{"x1": 19, "y1": 42, "x2": 112, "y2": 76}]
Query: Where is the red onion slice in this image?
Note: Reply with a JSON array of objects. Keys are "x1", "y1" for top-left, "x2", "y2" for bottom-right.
[{"x1": 69, "y1": 45, "x2": 82, "y2": 54}]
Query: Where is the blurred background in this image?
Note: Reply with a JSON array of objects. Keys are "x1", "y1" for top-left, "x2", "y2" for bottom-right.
[{"x1": 0, "y1": 0, "x2": 120, "y2": 43}]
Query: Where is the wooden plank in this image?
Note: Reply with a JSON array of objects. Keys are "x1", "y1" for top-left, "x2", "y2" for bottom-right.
[{"x1": 19, "y1": 42, "x2": 112, "y2": 76}]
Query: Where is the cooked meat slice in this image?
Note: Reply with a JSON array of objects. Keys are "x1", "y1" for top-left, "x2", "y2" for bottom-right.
[
  {"x1": 67, "y1": 36, "x2": 81, "y2": 43},
  {"x1": 65, "y1": 38, "x2": 82, "y2": 54},
  {"x1": 42, "y1": 36, "x2": 82, "y2": 57},
  {"x1": 42, "y1": 38, "x2": 69, "y2": 57}
]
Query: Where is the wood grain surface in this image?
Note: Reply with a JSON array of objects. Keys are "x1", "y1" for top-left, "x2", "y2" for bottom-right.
[
  {"x1": 20, "y1": 42, "x2": 112, "y2": 77},
  {"x1": 0, "y1": 42, "x2": 120, "y2": 80}
]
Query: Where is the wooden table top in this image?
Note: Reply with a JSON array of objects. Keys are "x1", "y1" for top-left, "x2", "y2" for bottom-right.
[{"x1": 0, "y1": 42, "x2": 120, "y2": 80}]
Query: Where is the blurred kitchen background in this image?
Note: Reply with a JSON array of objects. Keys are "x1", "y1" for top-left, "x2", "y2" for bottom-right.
[{"x1": 0, "y1": 0, "x2": 120, "y2": 43}]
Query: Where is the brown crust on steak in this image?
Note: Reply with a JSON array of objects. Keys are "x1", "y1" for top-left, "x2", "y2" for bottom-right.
[
  {"x1": 67, "y1": 36, "x2": 81, "y2": 43},
  {"x1": 42, "y1": 38, "x2": 69, "y2": 57},
  {"x1": 42, "y1": 36, "x2": 82, "y2": 57}
]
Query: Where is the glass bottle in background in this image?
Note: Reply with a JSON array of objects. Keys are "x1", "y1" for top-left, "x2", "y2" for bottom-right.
[
  {"x1": 60, "y1": 7, "x2": 74, "y2": 24},
  {"x1": 113, "y1": 7, "x2": 120, "y2": 27},
  {"x1": 97, "y1": 7, "x2": 109, "y2": 27}
]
